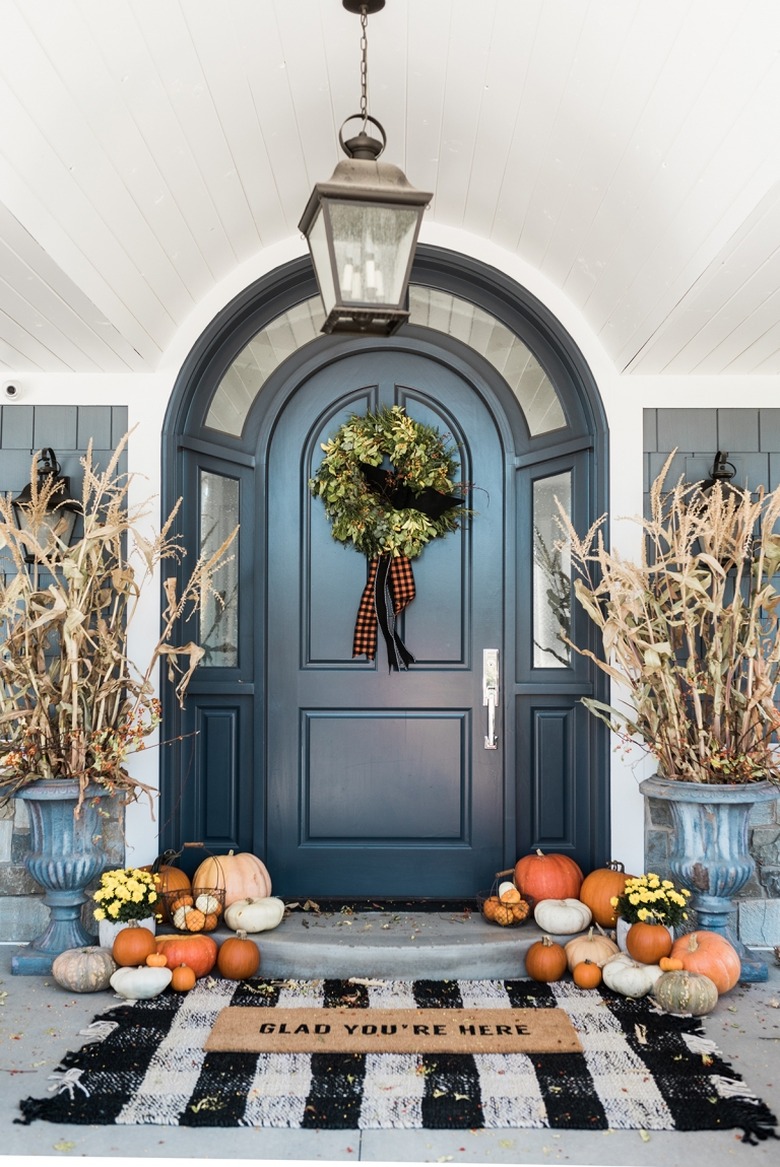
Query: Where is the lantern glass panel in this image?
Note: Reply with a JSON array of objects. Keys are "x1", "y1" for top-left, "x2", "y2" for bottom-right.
[
  {"x1": 307, "y1": 208, "x2": 337, "y2": 315},
  {"x1": 329, "y1": 202, "x2": 419, "y2": 306}
]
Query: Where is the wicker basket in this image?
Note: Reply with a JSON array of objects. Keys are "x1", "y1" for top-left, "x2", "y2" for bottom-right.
[
  {"x1": 162, "y1": 887, "x2": 225, "y2": 933},
  {"x1": 477, "y1": 870, "x2": 534, "y2": 927}
]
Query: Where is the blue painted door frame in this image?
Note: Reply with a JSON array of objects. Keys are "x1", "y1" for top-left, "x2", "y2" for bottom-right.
[{"x1": 161, "y1": 248, "x2": 609, "y2": 890}]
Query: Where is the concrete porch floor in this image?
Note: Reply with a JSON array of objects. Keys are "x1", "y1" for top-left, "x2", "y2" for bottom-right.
[{"x1": 2, "y1": 906, "x2": 780, "y2": 1167}]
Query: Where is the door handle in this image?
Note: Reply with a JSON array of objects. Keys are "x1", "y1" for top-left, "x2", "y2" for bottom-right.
[{"x1": 483, "y1": 648, "x2": 499, "y2": 750}]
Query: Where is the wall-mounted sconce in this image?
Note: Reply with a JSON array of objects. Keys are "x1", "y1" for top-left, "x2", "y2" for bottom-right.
[
  {"x1": 12, "y1": 449, "x2": 81, "y2": 562},
  {"x1": 702, "y1": 451, "x2": 737, "y2": 491}
]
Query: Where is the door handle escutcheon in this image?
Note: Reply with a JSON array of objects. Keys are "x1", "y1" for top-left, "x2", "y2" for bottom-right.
[{"x1": 483, "y1": 648, "x2": 499, "y2": 749}]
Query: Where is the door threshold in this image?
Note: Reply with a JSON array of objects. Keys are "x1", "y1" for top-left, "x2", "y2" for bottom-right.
[{"x1": 286, "y1": 897, "x2": 476, "y2": 914}]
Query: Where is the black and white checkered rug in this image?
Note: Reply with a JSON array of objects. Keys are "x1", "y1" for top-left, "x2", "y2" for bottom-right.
[{"x1": 17, "y1": 977, "x2": 779, "y2": 1141}]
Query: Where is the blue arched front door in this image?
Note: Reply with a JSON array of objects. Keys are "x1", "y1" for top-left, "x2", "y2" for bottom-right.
[{"x1": 266, "y1": 346, "x2": 506, "y2": 896}]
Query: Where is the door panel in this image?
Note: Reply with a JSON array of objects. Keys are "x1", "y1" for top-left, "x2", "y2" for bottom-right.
[{"x1": 265, "y1": 350, "x2": 505, "y2": 897}]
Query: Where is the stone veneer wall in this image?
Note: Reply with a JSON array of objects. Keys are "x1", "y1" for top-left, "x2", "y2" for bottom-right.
[
  {"x1": 643, "y1": 407, "x2": 780, "y2": 946},
  {"x1": 0, "y1": 405, "x2": 128, "y2": 943}
]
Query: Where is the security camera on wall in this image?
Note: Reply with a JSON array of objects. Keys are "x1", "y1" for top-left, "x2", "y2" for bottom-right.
[{"x1": 3, "y1": 383, "x2": 20, "y2": 399}]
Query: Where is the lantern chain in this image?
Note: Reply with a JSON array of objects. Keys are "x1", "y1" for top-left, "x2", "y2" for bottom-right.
[{"x1": 359, "y1": 5, "x2": 369, "y2": 125}]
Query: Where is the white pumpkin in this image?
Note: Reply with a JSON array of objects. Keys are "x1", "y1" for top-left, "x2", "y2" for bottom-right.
[
  {"x1": 601, "y1": 952, "x2": 664, "y2": 998},
  {"x1": 533, "y1": 897, "x2": 593, "y2": 935},
  {"x1": 110, "y1": 965, "x2": 172, "y2": 1000},
  {"x1": 223, "y1": 895, "x2": 286, "y2": 933}
]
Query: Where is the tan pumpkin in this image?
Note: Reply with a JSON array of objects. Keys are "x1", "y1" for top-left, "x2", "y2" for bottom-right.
[
  {"x1": 564, "y1": 926, "x2": 619, "y2": 972},
  {"x1": 217, "y1": 930, "x2": 261, "y2": 980},
  {"x1": 192, "y1": 850, "x2": 272, "y2": 907},
  {"x1": 625, "y1": 921, "x2": 673, "y2": 965},
  {"x1": 669, "y1": 930, "x2": 741, "y2": 994},
  {"x1": 578, "y1": 861, "x2": 633, "y2": 927},
  {"x1": 653, "y1": 969, "x2": 719, "y2": 1016},
  {"x1": 524, "y1": 935, "x2": 568, "y2": 982},
  {"x1": 51, "y1": 946, "x2": 116, "y2": 993},
  {"x1": 112, "y1": 922, "x2": 157, "y2": 967},
  {"x1": 514, "y1": 850, "x2": 584, "y2": 903}
]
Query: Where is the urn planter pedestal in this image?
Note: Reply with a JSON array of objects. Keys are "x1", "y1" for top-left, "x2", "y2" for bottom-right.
[
  {"x1": 12, "y1": 780, "x2": 115, "y2": 976},
  {"x1": 639, "y1": 776, "x2": 777, "y2": 983}
]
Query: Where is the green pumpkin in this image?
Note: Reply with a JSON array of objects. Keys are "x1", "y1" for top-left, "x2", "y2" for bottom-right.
[
  {"x1": 653, "y1": 969, "x2": 719, "y2": 1016},
  {"x1": 52, "y1": 946, "x2": 117, "y2": 993}
]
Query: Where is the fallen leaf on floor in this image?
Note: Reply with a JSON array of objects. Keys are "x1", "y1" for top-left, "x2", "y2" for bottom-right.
[
  {"x1": 639, "y1": 1130, "x2": 651, "y2": 1142},
  {"x1": 52, "y1": 1141, "x2": 76, "y2": 1152}
]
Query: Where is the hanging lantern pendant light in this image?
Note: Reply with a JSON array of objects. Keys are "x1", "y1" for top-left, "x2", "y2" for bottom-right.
[{"x1": 299, "y1": 1, "x2": 432, "y2": 336}]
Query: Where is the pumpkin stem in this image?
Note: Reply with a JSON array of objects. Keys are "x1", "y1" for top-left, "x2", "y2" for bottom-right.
[{"x1": 535, "y1": 849, "x2": 545, "y2": 857}]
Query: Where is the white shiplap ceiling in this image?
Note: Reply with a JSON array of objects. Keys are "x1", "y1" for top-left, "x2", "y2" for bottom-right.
[{"x1": 1, "y1": 0, "x2": 780, "y2": 377}]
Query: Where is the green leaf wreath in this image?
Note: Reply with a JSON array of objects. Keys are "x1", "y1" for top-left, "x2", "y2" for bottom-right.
[{"x1": 309, "y1": 405, "x2": 466, "y2": 559}]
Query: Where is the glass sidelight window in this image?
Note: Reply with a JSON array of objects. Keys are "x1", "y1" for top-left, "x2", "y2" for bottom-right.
[
  {"x1": 532, "y1": 471, "x2": 572, "y2": 669},
  {"x1": 199, "y1": 470, "x2": 239, "y2": 667}
]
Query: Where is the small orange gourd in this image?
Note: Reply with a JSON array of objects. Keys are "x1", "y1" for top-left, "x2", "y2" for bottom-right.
[
  {"x1": 572, "y1": 960, "x2": 603, "y2": 989},
  {"x1": 524, "y1": 935, "x2": 567, "y2": 983},
  {"x1": 145, "y1": 952, "x2": 168, "y2": 967},
  {"x1": 659, "y1": 956, "x2": 684, "y2": 972},
  {"x1": 216, "y1": 930, "x2": 260, "y2": 980},
  {"x1": 171, "y1": 963, "x2": 197, "y2": 992}
]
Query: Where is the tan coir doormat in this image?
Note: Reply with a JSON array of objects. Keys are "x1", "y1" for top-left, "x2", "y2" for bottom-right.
[{"x1": 204, "y1": 1006, "x2": 582, "y2": 1054}]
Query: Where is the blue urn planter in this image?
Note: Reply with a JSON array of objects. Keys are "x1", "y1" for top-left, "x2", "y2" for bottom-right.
[
  {"x1": 639, "y1": 776, "x2": 778, "y2": 983},
  {"x1": 12, "y1": 779, "x2": 115, "y2": 976}
]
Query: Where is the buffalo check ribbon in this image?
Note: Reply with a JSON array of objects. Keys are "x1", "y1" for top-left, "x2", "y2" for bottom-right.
[{"x1": 353, "y1": 554, "x2": 416, "y2": 670}]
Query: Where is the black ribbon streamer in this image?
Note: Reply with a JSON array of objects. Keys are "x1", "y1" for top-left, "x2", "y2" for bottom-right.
[{"x1": 374, "y1": 555, "x2": 414, "y2": 671}]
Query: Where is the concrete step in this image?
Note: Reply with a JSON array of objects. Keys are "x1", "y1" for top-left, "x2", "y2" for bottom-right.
[{"x1": 173, "y1": 908, "x2": 584, "y2": 981}]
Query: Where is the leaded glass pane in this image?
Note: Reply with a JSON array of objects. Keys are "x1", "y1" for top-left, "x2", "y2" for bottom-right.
[
  {"x1": 205, "y1": 287, "x2": 566, "y2": 438},
  {"x1": 533, "y1": 471, "x2": 572, "y2": 668},
  {"x1": 199, "y1": 470, "x2": 239, "y2": 667}
]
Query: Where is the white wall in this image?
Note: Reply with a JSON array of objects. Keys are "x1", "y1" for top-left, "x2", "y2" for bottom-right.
[{"x1": 15, "y1": 228, "x2": 780, "y2": 872}]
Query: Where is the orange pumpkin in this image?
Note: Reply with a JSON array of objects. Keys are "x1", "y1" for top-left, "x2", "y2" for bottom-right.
[
  {"x1": 142, "y1": 852, "x2": 191, "y2": 923},
  {"x1": 626, "y1": 921, "x2": 673, "y2": 964},
  {"x1": 573, "y1": 960, "x2": 603, "y2": 989},
  {"x1": 659, "y1": 956, "x2": 684, "y2": 972},
  {"x1": 217, "y1": 930, "x2": 261, "y2": 980},
  {"x1": 579, "y1": 861, "x2": 633, "y2": 927},
  {"x1": 112, "y1": 923, "x2": 157, "y2": 967},
  {"x1": 524, "y1": 935, "x2": 568, "y2": 982},
  {"x1": 145, "y1": 952, "x2": 168, "y2": 968},
  {"x1": 171, "y1": 964, "x2": 197, "y2": 992},
  {"x1": 514, "y1": 850, "x2": 584, "y2": 903},
  {"x1": 192, "y1": 850, "x2": 272, "y2": 907},
  {"x1": 669, "y1": 930, "x2": 741, "y2": 994},
  {"x1": 155, "y1": 933, "x2": 218, "y2": 979}
]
